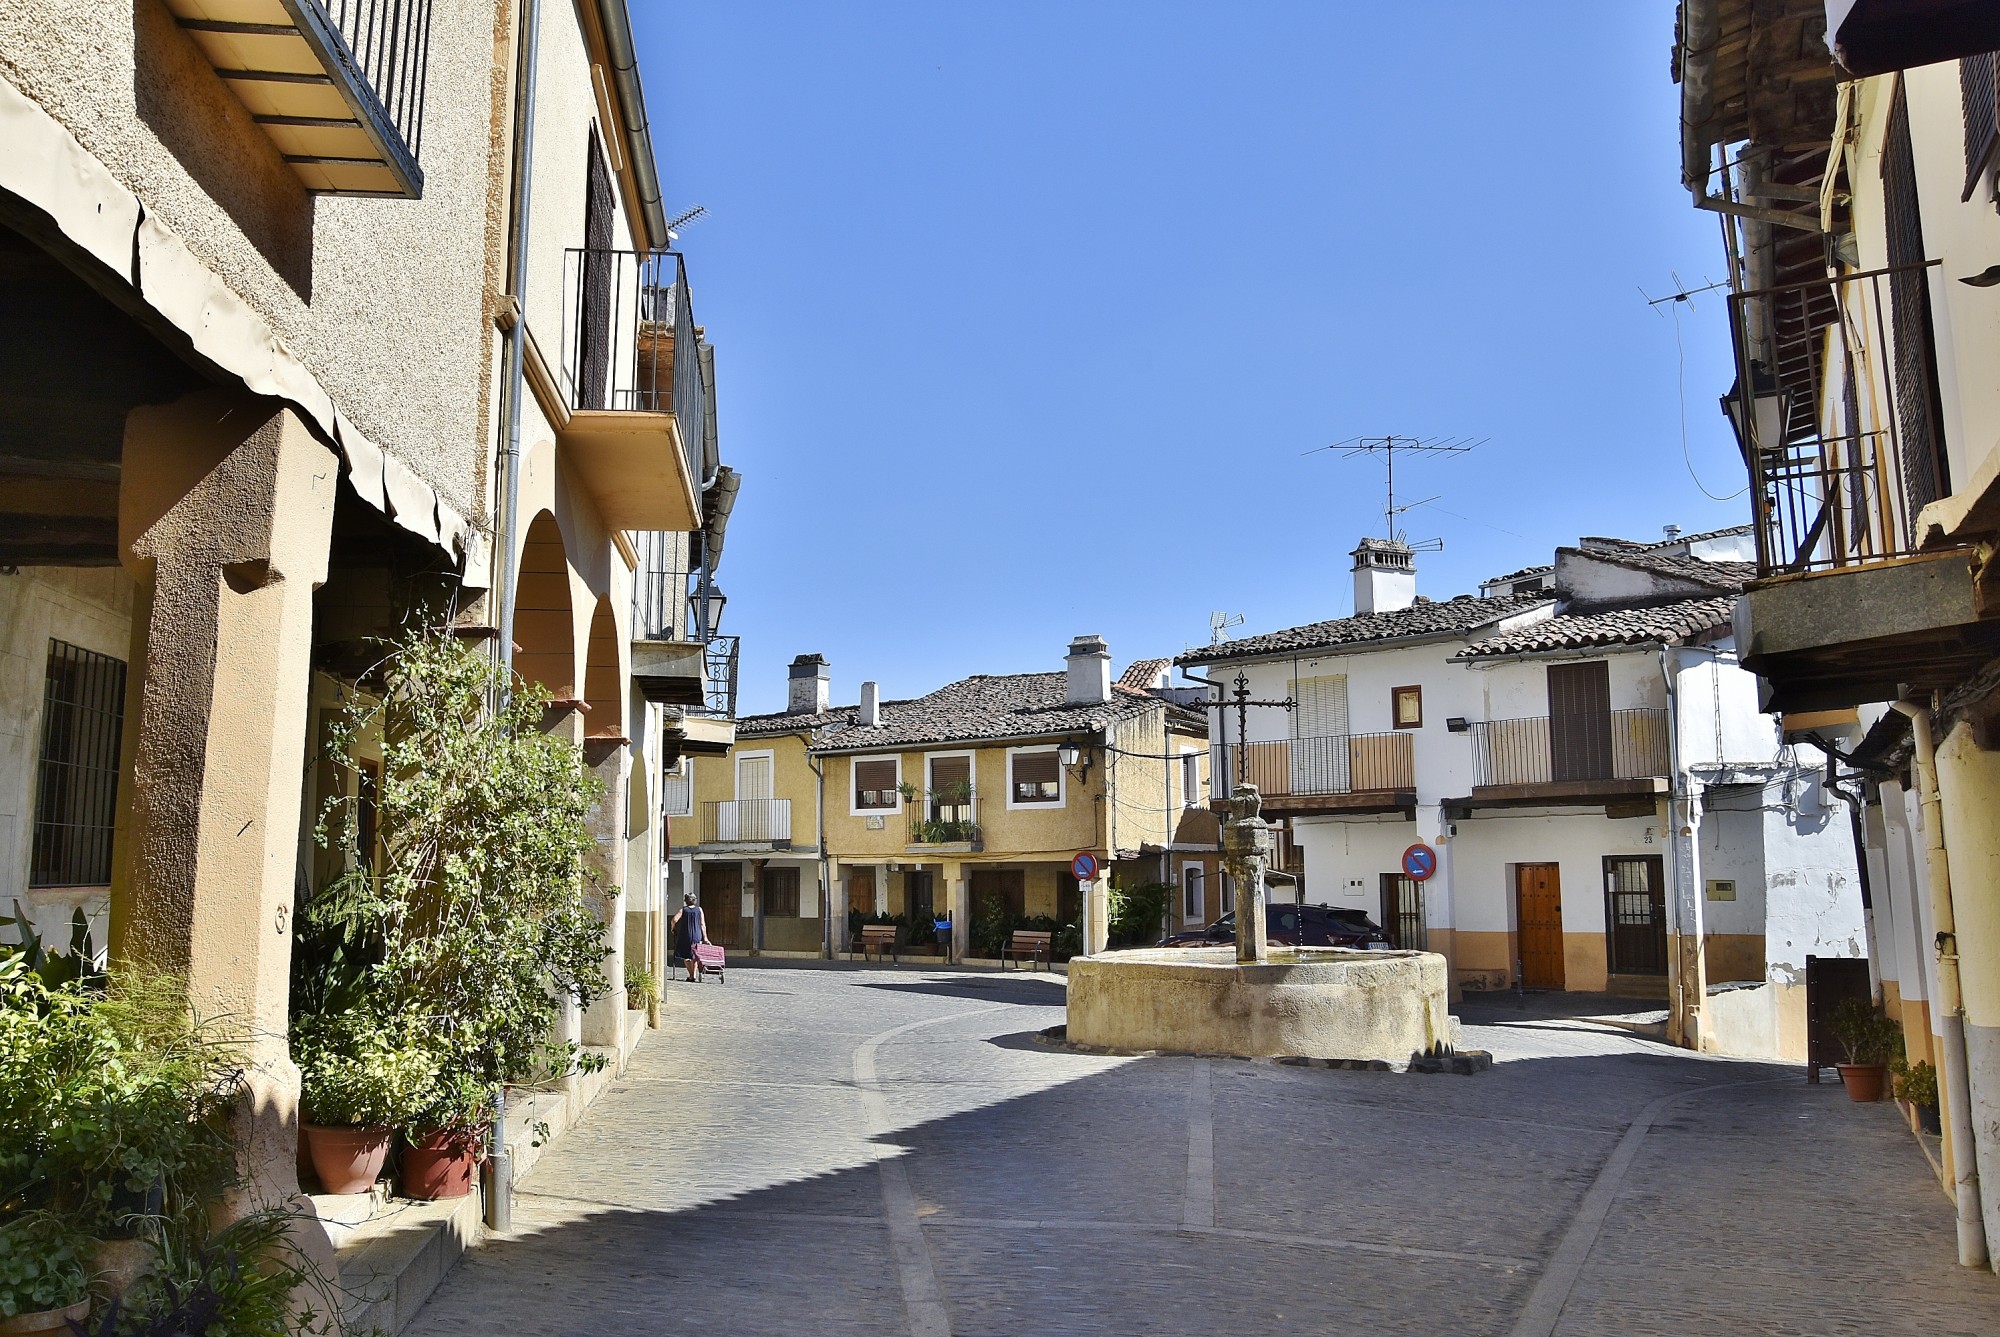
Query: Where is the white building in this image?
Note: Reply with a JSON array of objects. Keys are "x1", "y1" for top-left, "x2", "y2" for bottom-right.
[{"x1": 1177, "y1": 528, "x2": 1867, "y2": 1059}]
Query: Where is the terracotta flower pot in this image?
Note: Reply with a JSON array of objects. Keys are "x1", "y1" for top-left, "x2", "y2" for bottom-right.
[
  {"x1": 0, "y1": 1300, "x2": 90, "y2": 1336},
  {"x1": 302, "y1": 1122, "x2": 394, "y2": 1195},
  {"x1": 401, "y1": 1130, "x2": 482, "y2": 1200},
  {"x1": 1837, "y1": 1062, "x2": 1887, "y2": 1102}
]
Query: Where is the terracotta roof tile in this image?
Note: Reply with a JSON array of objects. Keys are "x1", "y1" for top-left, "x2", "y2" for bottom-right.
[
  {"x1": 1175, "y1": 592, "x2": 1553, "y2": 666},
  {"x1": 1454, "y1": 595, "x2": 1738, "y2": 658}
]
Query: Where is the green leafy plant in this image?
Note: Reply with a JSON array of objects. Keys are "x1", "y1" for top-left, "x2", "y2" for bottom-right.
[
  {"x1": 4, "y1": 901, "x2": 104, "y2": 992},
  {"x1": 1828, "y1": 998, "x2": 1904, "y2": 1066},
  {"x1": 1106, "y1": 880, "x2": 1171, "y2": 948},
  {"x1": 293, "y1": 1012, "x2": 440, "y2": 1129},
  {"x1": 625, "y1": 964, "x2": 659, "y2": 1011},
  {"x1": 305, "y1": 629, "x2": 614, "y2": 1139},
  {"x1": 0, "y1": 1211, "x2": 88, "y2": 1319},
  {"x1": 78, "y1": 1209, "x2": 339, "y2": 1337},
  {"x1": 1893, "y1": 1057, "x2": 1939, "y2": 1108}
]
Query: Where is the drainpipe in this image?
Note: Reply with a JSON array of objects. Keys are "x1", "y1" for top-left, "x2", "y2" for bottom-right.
[
  {"x1": 485, "y1": 0, "x2": 541, "y2": 1237},
  {"x1": 1892, "y1": 699, "x2": 1989, "y2": 1268}
]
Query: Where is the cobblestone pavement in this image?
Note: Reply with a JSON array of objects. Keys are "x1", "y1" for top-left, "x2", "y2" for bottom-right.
[{"x1": 406, "y1": 965, "x2": 1999, "y2": 1336}]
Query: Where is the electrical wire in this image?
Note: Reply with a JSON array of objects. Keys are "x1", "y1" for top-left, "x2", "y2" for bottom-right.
[{"x1": 1672, "y1": 303, "x2": 1750, "y2": 502}]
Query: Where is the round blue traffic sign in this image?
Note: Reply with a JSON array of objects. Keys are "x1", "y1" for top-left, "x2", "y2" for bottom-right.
[
  {"x1": 1402, "y1": 842, "x2": 1437, "y2": 883},
  {"x1": 1071, "y1": 852, "x2": 1099, "y2": 881}
]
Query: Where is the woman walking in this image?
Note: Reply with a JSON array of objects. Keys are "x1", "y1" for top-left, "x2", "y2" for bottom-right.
[{"x1": 669, "y1": 890, "x2": 708, "y2": 983}]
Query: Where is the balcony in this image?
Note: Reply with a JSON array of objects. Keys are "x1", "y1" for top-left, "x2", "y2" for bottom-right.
[
  {"x1": 701, "y1": 799, "x2": 791, "y2": 847},
  {"x1": 1210, "y1": 733, "x2": 1415, "y2": 816},
  {"x1": 168, "y1": 0, "x2": 430, "y2": 196},
  {"x1": 549, "y1": 248, "x2": 703, "y2": 531},
  {"x1": 1723, "y1": 261, "x2": 2000, "y2": 710},
  {"x1": 1464, "y1": 710, "x2": 1668, "y2": 808},
  {"x1": 908, "y1": 793, "x2": 982, "y2": 852}
]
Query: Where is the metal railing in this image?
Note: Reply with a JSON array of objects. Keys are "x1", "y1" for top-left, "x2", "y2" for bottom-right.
[
  {"x1": 560, "y1": 250, "x2": 710, "y2": 460},
  {"x1": 1469, "y1": 710, "x2": 1669, "y2": 788},
  {"x1": 702, "y1": 798, "x2": 790, "y2": 844},
  {"x1": 908, "y1": 793, "x2": 982, "y2": 846},
  {"x1": 1209, "y1": 732, "x2": 1414, "y2": 799},
  {"x1": 703, "y1": 636, "x2": 739, "y2": 717},
  {"x1": 1726, "y1": 261, "x2": 1948, "y2": 576},
  {"x1": 314, "y1": 1, "x2": 432, "y2": 161},
  {"x1": 632, "y1": 530, "x2": 693, "y2": 642}
]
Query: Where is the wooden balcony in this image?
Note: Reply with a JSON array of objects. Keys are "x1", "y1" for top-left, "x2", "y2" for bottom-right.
[{"x1": 1210, "y1": 733, "x2": 1415, "y2": 818}]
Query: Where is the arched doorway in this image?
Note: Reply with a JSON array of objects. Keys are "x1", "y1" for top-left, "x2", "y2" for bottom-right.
[
  {"x1": 582, "y1": 595, "x2": 624, "y2": 740},
  {"x1": 514, "y1": 511, "x2": 576, "y2": 701}
]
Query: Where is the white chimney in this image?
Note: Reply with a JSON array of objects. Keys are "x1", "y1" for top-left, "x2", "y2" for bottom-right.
[
  {"x1": 1351, "y1": 538, "x2": 1416, "y2": 615},
  {"x1": 788, "y1": 653, "x2": 829, "y2": 714},
  {"x1": 1066, "y1": 635, "x2": 1112, "y2": 705},
  {"x1": 858, "y1": 680, "x2": 881, "y2": 727}
]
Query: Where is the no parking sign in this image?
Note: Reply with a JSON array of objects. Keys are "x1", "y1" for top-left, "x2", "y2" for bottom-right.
[
  {"x1": 1402, "y1": 842, "x2": 1438, "y2": 883},
  {"x1": 1071, "y1": 851, "x2": 1099, "y2": 881}
]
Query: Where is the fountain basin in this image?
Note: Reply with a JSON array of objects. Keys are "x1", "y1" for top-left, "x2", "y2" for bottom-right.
[{"x1": 1066, "y1": 946, "x2": 1452, "y2": 1064}]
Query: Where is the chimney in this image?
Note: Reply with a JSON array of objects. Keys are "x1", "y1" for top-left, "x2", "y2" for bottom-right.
[
  {"x1": 858, "y1": 680, "x2": 881, "y2": 727},
  {"x1": 1351, "y1": 538, "x2": 1416, "y2": 615},
  {"x1": 788, "y1": 653, "x2": 829, "y2": 714},
  {"x1": 1663, "y1": 524, "x2": 1682, "y2": 542},
  {"x1": 1066, "y1": 635, "x2": 1112, "y2": 705}
]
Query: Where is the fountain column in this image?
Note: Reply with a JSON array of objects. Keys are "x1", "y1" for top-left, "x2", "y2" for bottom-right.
[{"x1": 1221, "y1": 784, "x2": 1272, "y2": 963}]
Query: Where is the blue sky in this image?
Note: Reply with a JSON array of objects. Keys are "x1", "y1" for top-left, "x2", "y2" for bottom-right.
[{"x1": 636, "y1": 2, "x2": 1747, "y2": 716}]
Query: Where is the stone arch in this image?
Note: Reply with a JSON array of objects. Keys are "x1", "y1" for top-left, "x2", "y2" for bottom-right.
[
  {"x1": 515, "y1": 511, "x2": 576, "y2": 699},
  {"x1": 582, "y1": 594, "x2": 624, "y2": 738}
]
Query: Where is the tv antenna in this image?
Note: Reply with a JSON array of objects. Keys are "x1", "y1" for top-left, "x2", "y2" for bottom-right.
[
  {"x1": 1639, "y1": 270, "x2": 1729, "y2": 315},
  {"x1": 1208, "y1": 611, "x2": 1244, "y2": 645},
  {"x1": 1304, "y1": 435, "x2": 1483, "y2": 545},
  {"x1": 666, "y1": 205, "x2": 708, "y2": 243}
]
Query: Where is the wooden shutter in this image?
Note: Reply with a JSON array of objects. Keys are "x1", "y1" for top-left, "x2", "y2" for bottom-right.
[
  {"x1": 930, "y1": 756, "x2": 971, "y2": 791},
  {"x1": 1884, "y1": 85, "x2": 1950, "y2": 529},
  {"x1": 578, "y1": 129, "x2": 615, "y2": 410},
  {"x1": 1547, "y1": 661, "x2": 1612, "y2": 783},
  {"x1": 762, "y1": 866, "x2": 801, "y2": 918},
  {"x1": 736, "y1": 754, "x2": 773, "y2": 800},
  {"x1": 854, "y1": 759, "x2": 897, "y2": 808},
  {"x1": 1963, "y1": 52, "x2": 2000, "y2": 201},
  {"x1": 1012, "y1": 750, "x2": 1059, "y2": 801}
]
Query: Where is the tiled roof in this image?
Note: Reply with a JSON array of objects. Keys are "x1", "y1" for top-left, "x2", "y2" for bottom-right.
[
  {"x1": 1454, "y1": 595, "x2": 1737, "y2": 658},
  {"x1": 735, "y1": 704, "x2": 864, "y2": 738},
  {"x1": 1648, "y1": 524, "x2": 1752, "y2": 548},
  {"x1": 801, "y1": 672, "x2": 1192, "y2": 754},
  {"x1": 1118, "y1": 657, "x2": 1172, "y2": 689},
  {"x1": 1485, "y1": 562, "x2": 1553, "y2": 584},
  {"x1": 1175, "y1": 592, "x2": 1553, "y2": 666},
  {"x1": 1573, "y1": 548, "x2": 1755, "y2": 590}
]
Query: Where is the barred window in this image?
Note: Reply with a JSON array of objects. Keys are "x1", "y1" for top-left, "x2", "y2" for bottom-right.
[{"x1": 31, "y1": 641, "x2": 126, "y2": 887}]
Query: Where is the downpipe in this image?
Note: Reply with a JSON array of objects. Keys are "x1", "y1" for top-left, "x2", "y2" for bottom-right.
[
  {"x1": 486, "y1": 0, "x2": 541, "y2": 1237},
  {"x1": 1892, "y1": 699, "x2": 1989, "y2": 1269}
]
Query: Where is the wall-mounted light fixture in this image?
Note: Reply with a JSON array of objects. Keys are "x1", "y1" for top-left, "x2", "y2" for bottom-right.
[{"x1": 1445, "y1": 716, "x2": 1469, "y2": 733}]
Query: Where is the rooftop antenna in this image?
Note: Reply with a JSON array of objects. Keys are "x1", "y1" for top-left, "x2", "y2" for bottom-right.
[
  {"x1": 1304, "y1": 435, "x2": 1482, "y2": 546},
  {"x1": 1208, "y1": 611, "x2": 1244, "y2": 645},
  {"x1": 666, "y1": 205, "x2": 708, "y2": 244},
  {"x1": 1639, "y1": 270, "x2": 1729, "y2": 314}
]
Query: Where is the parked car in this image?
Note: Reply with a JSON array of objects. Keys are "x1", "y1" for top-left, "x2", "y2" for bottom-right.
[{"x1": 1160, "y1": 903, "x2": 1392, "y2": 950}]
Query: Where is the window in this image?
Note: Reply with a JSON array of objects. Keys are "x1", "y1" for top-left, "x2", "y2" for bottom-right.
[
  {"x1": 1183, "y1": 865, "x2": 1205, "y2": 924},
  {"x1": 30, "y1": 641, "x2": 126, "y2": 888},
  {"x1": 1010, "y1": 749, "x2": 1061, "y2": 805},
  {"x1": 1392, "y1": 685, "x2": 1423, "y2": 730},
  {"x1": 1180, "y1": 751, "x2": 1202, "y2": 807},
  {"x1": 577, "y1": 129, "x2": 615, "y2": 410},
  {"x1": 854, "y1": 757, "x2": 899, "y2": 811},
  {"x1": 762, "y1": 866, "x2": 801, "y2": 918},
  {"x1": 662, "y1": 761, "x2": 693, "y2": 818}
]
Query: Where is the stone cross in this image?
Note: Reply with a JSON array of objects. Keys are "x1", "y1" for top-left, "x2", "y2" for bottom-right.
[{"x1": 1221, "y1": 783, "x2": 1273, "y2": 963}]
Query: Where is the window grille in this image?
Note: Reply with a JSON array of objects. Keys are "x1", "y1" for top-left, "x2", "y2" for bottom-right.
[
  {"x1": 662, "y1": 762, "x2": 693, "y2": 818},
  {"x1": 30, "y1": 641, "x2": 126, "y2": 887}
]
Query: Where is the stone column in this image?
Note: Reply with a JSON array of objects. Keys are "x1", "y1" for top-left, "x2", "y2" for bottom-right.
[
  {"x1": 544, "y1": 708, "x2": 587, "y2": 1071},
  {"x1": 1221, "y1": 785, "x2": 1272, "y2": 963},
  {"x1": 1667, "y1": 787, "x2": 1708, "y2": 1050},
  {"x1": 111, "y1": 391, "x2": 334, "y2": 1233},
  {"x1": 1084, "y1": 872, "x2": 1111, "y2": 956},
  {"x1": 947, "y1": 864, "x2": 969, "y2": 963},
  {"x1": 581, "y1": 738, "x2": 630, "y2": 1048}
]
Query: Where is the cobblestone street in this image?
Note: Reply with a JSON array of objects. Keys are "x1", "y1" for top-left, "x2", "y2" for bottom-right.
[{"x1": 406, "y1": 965, "x2": 1999, "y2": 1336}]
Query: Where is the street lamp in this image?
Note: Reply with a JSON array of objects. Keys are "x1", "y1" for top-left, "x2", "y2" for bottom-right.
[
  {"x1": 690, "y1": 584, "x2": 726, "y2": 641},
  {"x1": 1057, "y1": 741, "x2": 1082, "y2": 768},
  {"x1": 1719, "y1": 359, "x2": 1792, "y2": 463}
]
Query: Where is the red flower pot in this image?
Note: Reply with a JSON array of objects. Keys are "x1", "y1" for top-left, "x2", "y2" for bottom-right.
[
  {"x1": 0, "y1": 1300, "x2": 90, "y2": 1336},
  {"x1": 301, "y1": 1123, "x2": 393, "y2": 1195},
  {"x1": 1837, "y1": 1063, "x2": 1887, "y2": 1102},
  {"x1": 402, "y1": 1130, "x2": 482, "y2": 1200}
]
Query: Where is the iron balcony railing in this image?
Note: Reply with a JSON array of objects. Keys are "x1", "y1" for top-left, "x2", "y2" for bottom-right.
[
  {"x1": 908, "y1": 793, "x2": 982, "y2": 847},
  {"x1": 1469, "y1": 710, "x2": 1669, "y2": 788},
  {"x1": 314, "y1": 0, "x2": 433, "y2": 171},
  {"x1": 702, "y1": 798, "x2": 790, "y2": 844},
  {"x1": 632, "y1": 530, "x2": 693, "y2": 642},
  {"x1": 1725, "y1": 261, "x2": 1950, "y2": 576},
  {"x1": 703, "y1": 635, "x2": 740, "y2": 718},
  {"x1": 560, "y1": 249, "x2": 710, "y2": 451},
  {"x1": 1209, "y1": 732, "x2": 1414, "y2": 799}
]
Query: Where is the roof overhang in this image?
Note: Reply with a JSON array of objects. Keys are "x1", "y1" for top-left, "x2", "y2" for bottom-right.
[{"x1": 1824, "y1": 0, "x2": 2000, "y2": 77}]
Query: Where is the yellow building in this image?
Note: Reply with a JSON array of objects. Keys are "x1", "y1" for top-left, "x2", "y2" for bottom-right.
[
  {"x1": 684, "y1": 639, "x2": 1212, "y2": 959},
  {"x1": 1673, "y1": 0, "x2": 2000, "y2": 1268}
]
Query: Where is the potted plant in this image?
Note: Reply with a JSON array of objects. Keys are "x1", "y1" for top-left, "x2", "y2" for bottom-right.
[
  {"x1": 0, "y1": 1215, "x2": 89, "y2": 1335},
  {"x1": 1827, "y1": 998, "x2": 1903, "y2": 1102},
  {"x1": 295, "y1": 1014, "x2": 438, "y2": 1195},
  {"x1": 1893, "y1": 1057, "x2": 1941, "y2": 1133},
  {"x1": 399, "y1": 1071, "x2": 492, "y2": 1201}
]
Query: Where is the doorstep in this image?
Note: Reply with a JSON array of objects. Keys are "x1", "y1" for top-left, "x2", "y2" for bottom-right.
[{"x1": 333, "y1": 1191, "x2": 483, "y2": 1335}]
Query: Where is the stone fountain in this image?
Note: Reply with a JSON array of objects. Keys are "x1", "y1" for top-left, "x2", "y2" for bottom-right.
[{"x1": 1066, "y1": 784, "x2": 1454, "y2": 1065}]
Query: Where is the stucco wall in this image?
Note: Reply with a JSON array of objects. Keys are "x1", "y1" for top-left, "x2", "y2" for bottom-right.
[
  {"x1": 0, "y1": 568, "x2": 136, "y2": 946},
  {"x1": 0, "y1": 0, "x2": 506, "y2": 519}
]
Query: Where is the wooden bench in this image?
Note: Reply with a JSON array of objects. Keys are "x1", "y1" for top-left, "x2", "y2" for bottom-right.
[
  {"x1": 1002, "y1": 929, "x2": 1054, "y2": 971},
  {"x1": 857, "y1": 924, "x2": 900, "y2": 963}
]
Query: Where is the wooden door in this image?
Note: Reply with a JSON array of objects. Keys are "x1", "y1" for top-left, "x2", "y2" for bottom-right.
[
  {"x1": 1516, "y1": 863, "x2": 1564, "y2": 989},
  {"x1": 970, "y1": 868, "x2": 1025, "y2": 921},
  {"x1": 1057, "y1": 872, "x2": 1081, "y2": 927},
  {"x1": 1547, "y1": 661, "x2": 1612, "y2": 782},
  {"x1": 699, "y1": 862, "x2": 742, "y2": 948},
  {"x1": 848, "y1": 867, "x2": 876, "y2": 917},
  {"x1": 906, "y1": 870, "x2": 935, "y2": 924},
  {"x1": 1380, "y1": 873, "x2": 1425, "y2": 950}
]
